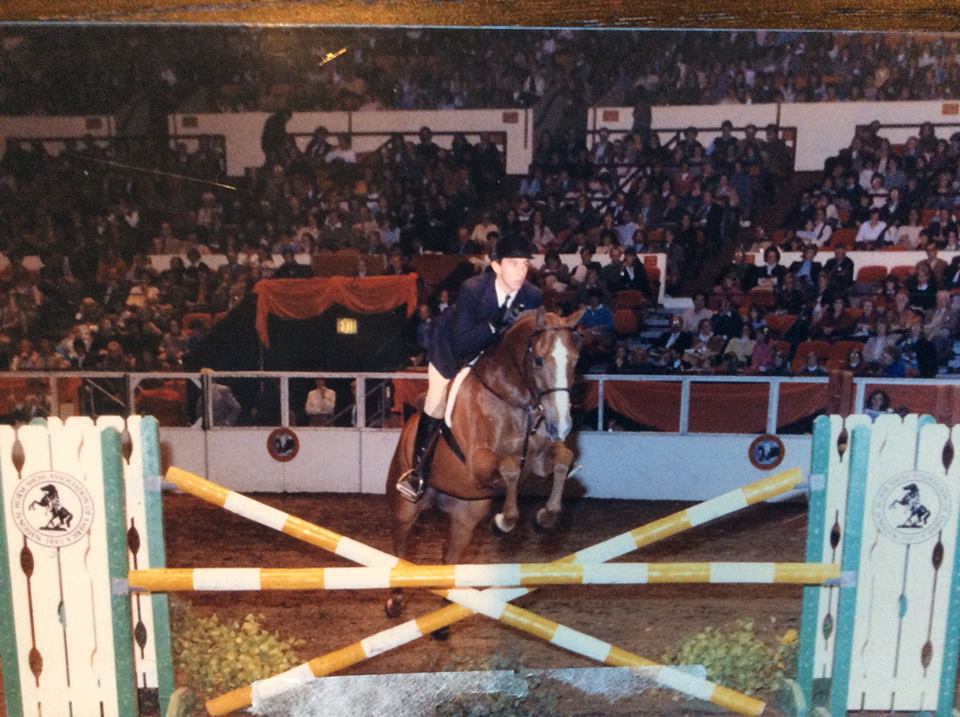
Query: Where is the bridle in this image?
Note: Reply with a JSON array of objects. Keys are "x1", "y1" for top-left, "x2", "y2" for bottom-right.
[
  {"x1": 470, "y1": 322, "x2": 578, "y2": 474},
  {"x1": 473, "y1": 323, "x2": 578, "y2": 431}
]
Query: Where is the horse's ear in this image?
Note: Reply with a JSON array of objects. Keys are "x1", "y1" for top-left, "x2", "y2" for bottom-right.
[
  {"x1": 535, "y1": 306, "x2": 546, "y2": 329},
  {"x1": 565, "y1": 307, "x2": 587, "y2": 327}
]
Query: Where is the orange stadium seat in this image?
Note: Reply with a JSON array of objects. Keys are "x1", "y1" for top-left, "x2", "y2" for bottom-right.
[
  {"x1": 764, "y1": 313, "x2": 797, "y2": 337},
  {"x1": 856, "y1": 265, "x2": 887, "y2": 284},
  {"x1": 613, "y1": 290, "x2": 646, "y2": 309},
  {"x1": 613, "y1": 309, "x2": 639, "y2": 337},
  {"x1": 890, "y1": 265, "x2": 915, "y2": 282},
  {"x1": 830, "y1": 227, "x2": 856, "y2": 247},
  {"x1": 830, "y1": 340, "x2": 865, "y2": 362}
]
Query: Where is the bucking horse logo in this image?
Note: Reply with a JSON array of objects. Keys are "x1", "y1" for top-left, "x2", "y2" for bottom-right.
[
  {"x1": 28, "y1": 484, "x2": 74, "y2": 531},
  {"x1": 889, "y1": 482, "x2": 931, "y2": 529}
]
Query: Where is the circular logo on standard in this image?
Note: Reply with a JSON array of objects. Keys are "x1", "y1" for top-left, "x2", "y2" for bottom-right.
[
  {"x1": 10, "y1": 471, "x2": 95, "y2": 548},
  {"x1": 872, "y1": 469, "x2": 951, "y2": 545}
]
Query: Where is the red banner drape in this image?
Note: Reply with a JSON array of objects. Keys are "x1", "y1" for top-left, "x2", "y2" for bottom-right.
[
  {"x1": 253, "y1": 274, "x2": 419, "y2": 346},
  {"x1": 582, "y1": 380, "x2": 833, "y2": 432}
]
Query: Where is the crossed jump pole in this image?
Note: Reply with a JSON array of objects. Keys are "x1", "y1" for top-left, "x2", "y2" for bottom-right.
[{"x1": 161, "y1": 465, "x2": 807, "y2": 716}]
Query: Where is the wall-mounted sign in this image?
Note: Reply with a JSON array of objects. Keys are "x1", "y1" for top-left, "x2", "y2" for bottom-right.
[
  {"x1": 748, "y1": 434, "x2": 785, "y2": 471},
  {"x1": 267, "y1": 427, "x2": 299, "y2": 462}
]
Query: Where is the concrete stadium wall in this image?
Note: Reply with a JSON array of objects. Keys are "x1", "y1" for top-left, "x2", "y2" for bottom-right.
[
  {"x1": 167, "y1": 108, "x2": 534, "y2": 176},
  {"x1": 591, "y1": 100, "x2": 960, "y2": 172}
]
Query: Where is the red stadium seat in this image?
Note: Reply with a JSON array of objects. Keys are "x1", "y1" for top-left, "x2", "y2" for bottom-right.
[
  {"x1": 890, "y1": 265, "x2": 915, "y2": 282},
  {"x1": 613, "y1": 308, "x2": 639, "y2": 337},
  {"x1": 856, "y1": 265, "x2": 887, "y2": 284}
]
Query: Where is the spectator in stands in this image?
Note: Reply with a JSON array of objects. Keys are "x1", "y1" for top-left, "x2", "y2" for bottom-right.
[
  {"x1": 570, "y1": 246, "x2": 601, "y2": 286},
  {"x1": 905, "y1": 263, "x2": 938, "y2": 312},
  {"x1": 537, "y1": 250, "x2": 571, "y2": 289},
  {"x1": 924, "y1": 290, "x2": 957, "y2": 363},
  {"x1": 414, "y1": 303, "x2": 434, "y2": 352},
  {"x1": 811, "y1": 296, "x2": 852, "y2": 340},
  {"x1": 723, "y1": 324, "x2": 756, "y2": 368},
  {"x1": 711, "y1": 297, "x2": 743, "y2": 340},
  {"x1": 599, "y1": 246, "x2": 625, "y2": 292},
  {"x1": 615, "y1": 248, "x2": 653, "y2": 301},
  {"x1": 854, "y1": 208, "x2": 890, "y2": 248},
  {"x1": 864, "y1": 389, "x2": 893, "y2": 420},
  {"x1": 900, "y1": 322, "x2": 939, "y2": 377},
  {"x1": 917, "y1": 242, "x2": 948, "y2": 285},
  {"x1": 683, "y1": 318, "x2": 723, "y2": 370},
  {"x1": 305, "y1": 377, "x2": 337, "y2": 426},
  {"x1": 788, "y1": 244, "x2": 822, "y2": 289},
  {"x1": 864, "y1": 320, "x2": 897, "y2": 369},
  {"x1": 752, "y1": 246, "x2": 786, "y2": 290},
  {"x1": 652, "y1": 314, "x2": 691, "y2": 356},
  {"x1": 681, "y1": 291, "x2": 713, "y2": 333},
  {"x1": 798, "y1": 350, "x2": 828, "y2": 376},
  {"x1": 304, "y1": 126, "x2": 332, "y2": 166},
  {"x1": 896, "y1": 207, "x2": 925, "y2": 248},
  {"x1": 199, "y1": 370, "x2": 242, "y2": 426},
  {"x1": 822, "y1": 243, "x2": 855, "y2": 293},
  {"x1": 662, "y1": 228, "x2": 686, "y2": 295},
  {"x1": 260, "y1": 109, "x2": 291, "y2": 167},
  {"x1": 327, "y1": 134, "x2": 358, "y2": 164},
  {"x1": 384, "y1": 251, "x2": 415, "y2": 276},
  {"x1": 274, "y1": 247, "x2": 313, "y2": 278},
  {"x1": 880, "y1": 344, "x2": 909, "y2": 377},
  {"x1": 528, "y1": 209, "x2": 555, "y2": 251},
  {"x1": 796, "y1": 208, "x2": 833, "y2": 247},
  {"x1": 851, "y1": 298, "x2": 879, "y2": 338},
  {"x1": 749, "y1": 327, "x2": 776, "y2": 373},
  {"x1": 470, "y1": 211, "x2": 499, "y2": 245}
]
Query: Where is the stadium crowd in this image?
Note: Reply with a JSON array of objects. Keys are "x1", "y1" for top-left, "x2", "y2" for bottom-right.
[
  {"x1": 2, "y1": 28, "x2": 960, "y2": 403},
  {"x1": 6, "y1": 29, "x2": 960, "y2": 116}
]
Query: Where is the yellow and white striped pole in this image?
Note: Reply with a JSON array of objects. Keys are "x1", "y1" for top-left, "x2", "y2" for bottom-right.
[
  {"x1": 168, "y1": 466, "x2": 803, "y2": 717},
  {"x1": 130, "y1": 561, "x2": 838, "y2": 591}
]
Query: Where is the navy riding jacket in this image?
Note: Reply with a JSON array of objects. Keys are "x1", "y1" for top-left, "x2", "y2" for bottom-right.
[{"x1": 429, "y1": 270, "x2": 543, "y2": 378}]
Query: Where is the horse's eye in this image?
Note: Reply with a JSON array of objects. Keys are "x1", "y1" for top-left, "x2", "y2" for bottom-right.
[{"x1": 534, "y1": 356, "x2": 544, "y2": 367}]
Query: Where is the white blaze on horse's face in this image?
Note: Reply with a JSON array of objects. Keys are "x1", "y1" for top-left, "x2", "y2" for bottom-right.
[
  {"x1": 549, "y1": 335, "x2": 572, "y2": 441},
  {"x1": 537, "y1": 328, "x2": 573, "y2": 442}
]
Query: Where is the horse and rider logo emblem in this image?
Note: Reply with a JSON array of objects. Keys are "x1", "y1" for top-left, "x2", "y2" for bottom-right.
[
  {"x1": 10, "y1": 471, "x2": 95, "y2": 548},
  {"x1": 873, "y1": 470, "x2": 951, "y2": 545}
]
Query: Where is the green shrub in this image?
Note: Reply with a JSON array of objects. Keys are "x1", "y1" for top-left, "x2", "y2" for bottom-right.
[
  {"x1": 169, "y1": 600, "x2": 304, "y2": 702},
  {"x1": 662, "y1": 619, "x2": 795, "y2": 695}
]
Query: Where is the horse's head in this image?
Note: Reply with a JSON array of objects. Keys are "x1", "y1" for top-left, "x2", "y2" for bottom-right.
[{"x1": 520, "y1": 306, "x2": 586, "y2": 442}]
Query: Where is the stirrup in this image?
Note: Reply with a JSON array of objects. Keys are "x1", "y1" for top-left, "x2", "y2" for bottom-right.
[{"x1": 396, "y1": 468, "x2": 425, "y2": 502}]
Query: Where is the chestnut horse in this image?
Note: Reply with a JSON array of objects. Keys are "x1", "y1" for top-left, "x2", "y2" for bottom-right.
[{"x1": 385, "y1": 306, "x2": 584, "y2": 618}]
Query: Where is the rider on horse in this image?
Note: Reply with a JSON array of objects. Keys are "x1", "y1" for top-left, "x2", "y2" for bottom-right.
[{"x1": 395, "y1": 234, "x2": 544, "y2": 502}]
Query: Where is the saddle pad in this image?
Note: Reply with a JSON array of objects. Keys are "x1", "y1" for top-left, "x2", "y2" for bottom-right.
[{"x1": 444, "y1": 365, "x2": 472, "y2": 428}]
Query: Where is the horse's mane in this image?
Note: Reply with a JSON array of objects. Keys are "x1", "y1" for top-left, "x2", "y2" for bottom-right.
[{"x1": 474, "y1": 308, "x2": 559, "y2": 374}]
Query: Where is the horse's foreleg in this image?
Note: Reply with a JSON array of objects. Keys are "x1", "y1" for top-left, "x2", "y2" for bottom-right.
[
  {"x1": 386, "y1": 489, "x2": 427, "y2": 619},
  {"x1": 536, "y1": 443, "x2": 573, "y2": 532},
  {"x1": 493, "y1": 456, "x2": 522, "y2": 534},
  {"x1": 443, "y1": 498, "x2": 492, "y2": 564}
]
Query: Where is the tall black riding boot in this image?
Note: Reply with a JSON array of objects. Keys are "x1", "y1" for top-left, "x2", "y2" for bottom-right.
[{"x1": 396, "y1": 413, "x2": 443, "y2": 502}]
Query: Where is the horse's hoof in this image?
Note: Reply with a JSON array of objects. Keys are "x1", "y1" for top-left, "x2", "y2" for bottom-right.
[
  {"x1": 430, "y1": 626, "x2": 449, "y2": 641},
  {"x1": 490, "y1": 513, "x2": 515, "y2": 537},
  {"x1": 385, "y1": 597, "x2": 404, "y2": 619},
  {"x1": 533, "y1": 508, "x2": 559, "y2": 534}
]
